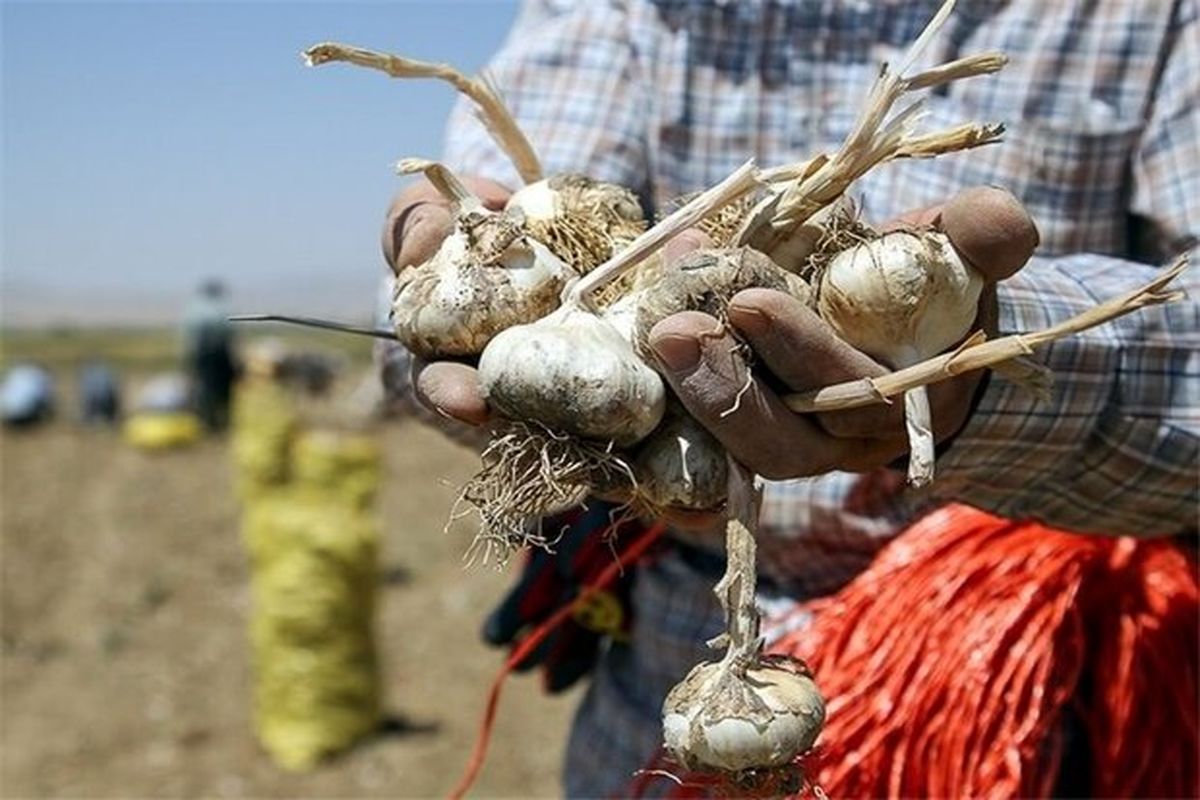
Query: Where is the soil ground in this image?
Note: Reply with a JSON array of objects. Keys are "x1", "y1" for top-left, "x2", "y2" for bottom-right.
[{"x1": 1, "y1": 330, "x2": 578, "y2": 799}]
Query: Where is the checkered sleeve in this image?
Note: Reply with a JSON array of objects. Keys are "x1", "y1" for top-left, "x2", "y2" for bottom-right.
[
  {"x1": 934, "y1": 6, "x2": 1200, "y2": 537},
  {"x1": 441, "y1": 0, "x2": 651, "y2": 191},
  {"x1": 1129, "y1": 0, "x2": 1200, "y2": 261},
  {"x1": 932, "y1": 254, "x2": 1200, "y2": 536}
]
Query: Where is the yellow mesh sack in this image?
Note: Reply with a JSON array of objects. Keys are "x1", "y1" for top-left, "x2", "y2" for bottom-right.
[
  {"x1": 240, "y1": 426, "x2": 382, "y2": 772},
  {"x1": 231, "y1": 379, "x2": 296, "y2": 501}
]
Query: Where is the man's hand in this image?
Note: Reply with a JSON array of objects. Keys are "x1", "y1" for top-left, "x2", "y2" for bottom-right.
[
  {"x1": 383, "y1": 174, "x2": 511, "y2": 426},
  {"x1": 650, "y1": 186, "x2": 1039, "y2": 480}
]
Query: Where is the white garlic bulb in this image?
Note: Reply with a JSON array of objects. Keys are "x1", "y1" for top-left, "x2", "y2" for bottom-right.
[
  {"x1": 477, "y1": 305, "x2": 666, "y2": 446},
  {"x1": 390, "y1": 159, "x2": 578, "y2": 359},
  {"x1": 818, "y1": 230, "x2": 984, "y2": 485},
  {"x1": 662, "y1": 656, "x2": 825, "y2": 773},
  {"x1": 392, "y1": 214, "x2": 575, "y2": 358}
]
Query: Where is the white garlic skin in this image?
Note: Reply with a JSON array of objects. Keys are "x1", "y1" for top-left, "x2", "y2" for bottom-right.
[
  {"x1": 598, "y1": 287, "x2": 644, "y2": 344},
  {"x1": 506, "y1": 179, "x2": 560, "y2": 221},
  {"x1": 391, "y1": 228, "x2": 574, "y2": 359},
  {"x1": 634, "y1": 411, "x2": 727, "y2": 511},
  {"x1": 477, "y1": 306, "x2": 666, "y2": 446},
  {"x1": 758, "y1": 202, "x2": 845, "y2": 275},
  {"x1": 662, "y1": 658, "x2": 826, "y2": 772},
  {"x1": 818, "y1": 231, "x2": 983, "y2": 366}
]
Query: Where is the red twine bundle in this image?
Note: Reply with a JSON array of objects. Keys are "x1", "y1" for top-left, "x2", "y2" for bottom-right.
[{"x1": 766, "y1": 504, "x2": 1198, "y2": 799}]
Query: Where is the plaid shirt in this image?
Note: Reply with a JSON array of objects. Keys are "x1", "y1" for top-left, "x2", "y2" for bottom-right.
[{"x1": 381, "y1": 0, "x2": 1199, "y2": 793}]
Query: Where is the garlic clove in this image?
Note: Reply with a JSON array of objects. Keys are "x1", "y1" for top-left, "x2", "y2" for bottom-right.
[{"x1": 633, "y1": 408, "x2": 728, "y2": 512}]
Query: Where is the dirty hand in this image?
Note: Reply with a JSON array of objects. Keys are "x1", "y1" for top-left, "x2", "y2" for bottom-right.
[{"x1": 650, "y1": 186, "x2": 1040, "y2": 480}]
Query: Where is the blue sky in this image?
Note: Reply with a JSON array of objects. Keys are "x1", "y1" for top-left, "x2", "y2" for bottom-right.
[{"x1": 2, "y1": 1, "x2": 519, "y2": 326}]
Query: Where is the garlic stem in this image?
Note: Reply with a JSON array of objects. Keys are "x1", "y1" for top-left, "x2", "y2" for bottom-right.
[
  {"x1": 714, "y1": 458, "x2": 763, "y2": 670},
  {"x1": 785, "y1": 257, "x2": 1188, "y2": 413},
  {"x1": 738, "y1": 0, "x2": 1006, "y2": 251},
  {"x1": 903, "y1": 386, "x2": 935, "y2": 487},
  {"x1": 564, "y1": 161, "x2": 762, "y2": 310},
  {"x1": 304, "y1": 42, "x2": 543, "y2": 184},
  {"x1": 395, "y1": 158, "x2": 481, "y2": 212},
  {"x1": 894, "y1": 122, "x2": 1005, "y2": 159},
  {"x1": 903, "y1": 52, "x2": 1008, "y2": 91}
]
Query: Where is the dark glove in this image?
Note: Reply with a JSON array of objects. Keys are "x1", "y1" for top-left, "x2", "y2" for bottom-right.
[{"x1": 481, "y1": 501, "x2": 655, "y2": 693}]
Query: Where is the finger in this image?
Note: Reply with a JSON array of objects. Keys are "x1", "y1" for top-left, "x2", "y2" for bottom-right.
[
  {"x1": 728, "y1": 288, "x2": 890, "y2": 389},
  {"x1": 382, "y1": 176, "x2": 513, "y2": 271},
  {"x1": 663, "y1": 229, "x2": 713, "y2": 266},
  {"x1": 659, "y1": 507, "x2": 725, "y2": 534},
  {"x1": 727, "y1": 287, "x2": 983, "y2": 443},
  {"x1": 816, "y1": 378, "x2": 977, "y2": 442},
  {"x1": 413, "y1": 360, "x2": 490, "y2": 426},
  {"x1": 649, "y1": 311, "x2": 875, "y2": 479},
  {"x1": 726, "y1": 288, "x2": 906, "y2": 437},
  {"x1": 881, "y1": 203, "x2": 942, "y2": 231},
  {"x1": 467, "y1": 176, "x2": 515, "y2": 211},
  {"x1": 388, "y1": 202, "x2": 453, "y2": 273},
  {"x1": 939, "y1": 186, "x2": 1039, "y2": 281}
]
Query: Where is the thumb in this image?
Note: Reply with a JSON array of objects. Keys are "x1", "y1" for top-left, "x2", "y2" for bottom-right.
[{"x1": 939, "y1": 186, "x2": 1040, "y2": 282}]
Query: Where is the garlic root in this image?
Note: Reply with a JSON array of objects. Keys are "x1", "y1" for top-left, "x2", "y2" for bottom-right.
[{"x1": 508, "y1": 174, "x2": 647, "y2": 273}]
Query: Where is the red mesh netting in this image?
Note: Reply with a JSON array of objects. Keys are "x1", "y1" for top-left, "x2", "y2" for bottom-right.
[{"x1": 765, "y1": 504, "x2": 1198, "y2": 799}]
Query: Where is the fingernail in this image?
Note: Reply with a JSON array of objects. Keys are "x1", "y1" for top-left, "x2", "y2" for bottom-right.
[
  {"x1": 729, "y1": 303, "x2": 771, "y2": 336},
  {"x1": 652, "y1": 333, "x2": 701, "y2": 373}
]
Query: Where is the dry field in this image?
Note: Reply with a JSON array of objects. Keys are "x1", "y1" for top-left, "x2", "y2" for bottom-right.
[{"x1": 1, "y1": 330, "x2": 578, "y2": 798}]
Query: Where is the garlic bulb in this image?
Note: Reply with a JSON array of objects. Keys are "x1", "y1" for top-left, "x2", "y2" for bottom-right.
[
  {"x1": 477, "y1": 305, "x2": 666, "y2": 446},
  {"x1": 662, "y1": 654, "x2": 825, "y2": 773},
  {"x1": 390, "y1": 159, "x2": 577, "y2": 359},
  {"x1": 392, "y1": 215, "x2": 575, "y2": 358},
  {"x1": 633, "y1": 408, "x2": 728, "y2": 512},
  {"x1": 818, "y1": 230, "x2": 983, "y2": 485},
  {"x1": 746, "y1": 199, "x2": 856, "y2": 277}
]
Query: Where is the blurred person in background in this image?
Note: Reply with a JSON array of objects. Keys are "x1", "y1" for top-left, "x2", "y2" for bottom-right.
[
  {"x1": 182, "y1": 279, "x2": 238, "y2": 432},
  {"x1": 377, "y1": 1, "x2": 1198, "y2": 796},
  {"x1": 78, "y1": 360, "x2": 121, "y2": 425}
]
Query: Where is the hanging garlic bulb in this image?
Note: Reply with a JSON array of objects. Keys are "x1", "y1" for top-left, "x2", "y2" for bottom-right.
[
  {"x1": 663, "y1": 654, "x2": 826, "y2": 772},
  {"x1": 477, "y1": 304, "x2": 666, "y2": 446},
  {"x1": 661, "y1": 461, "x2": 825, "y2": 775},
  {"x1": 389, "y1": 160, "x2": 576, "y2": 359},
  {"x1": 818, "y1": 230, "x2": 983, "y2": 486}
]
